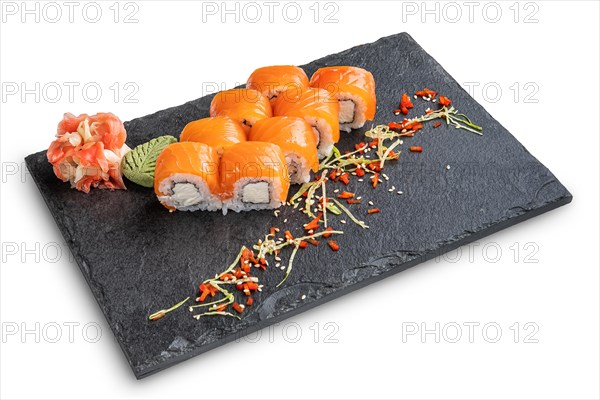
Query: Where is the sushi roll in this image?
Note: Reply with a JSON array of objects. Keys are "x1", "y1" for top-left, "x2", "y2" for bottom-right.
[
  {"x1": 209, "y1": 89, "x2": 272, "y2": 134},
  {"x1": 272, "y1": 87, "x2": 340, "y2": 159},
  {"x1": 154, "y1": 142, "x2": 222, "y2": 212},
  {"x1": 249, "y1": 117, "x2": 318, "y2": 184},
  {"x1": 246, "y1": 65, "x2": 309, "y2": 105},
  {"x1": 220, "y1": 141, "x2": 289, "y2": 213},
  {"x1": 309, "y1": 66, "x2": 376, "y2": 132},
  {"x1": 180, "y1": 116, "x2": 246, "y2": 156}
]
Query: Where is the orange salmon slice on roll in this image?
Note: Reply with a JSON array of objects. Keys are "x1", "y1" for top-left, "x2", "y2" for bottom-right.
[
  {"x1": 180, "y1": 116, "x2": 247, "y2": 156},
  {"x1": 272, "y1": 87, "x2": 339, "y2": 159},
  {"x1": 154, "y1": 142, "x2": 222, "y2": 212},
  {"x1": 246, "y1": 65, "x2": 309, "y2": 106},
  {"x1": 209, "y1": 89, "x2": 272, "y2": 134},
  {"x1": 309, "y1": 66, "x2": 376, "y2": 132},
  {"x1": 219, "y1": 141, "x2": 290, "y2": 213},
  {"x1": 249, "y1": 116, "x2": 318, "y2": 184}
]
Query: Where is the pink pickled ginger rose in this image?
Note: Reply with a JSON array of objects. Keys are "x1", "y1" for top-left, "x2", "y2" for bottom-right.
[{"x1": 47, "y1": 112, "x2": 130, "y2": 193}]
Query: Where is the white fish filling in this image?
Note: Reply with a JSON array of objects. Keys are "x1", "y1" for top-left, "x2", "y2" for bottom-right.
[
  {"x1": 242, "y1": 181, "x2": 270, "y2": 204},
  {"x1": 339, "y1": 100, "x2": 355, "y2": 123},
  {"x1": 157, "y1": 174, "x2": 223, "y2": 212},
  {"x1": 170, "y1": 183, "x2": 203, "y2": 207},
  {"x1": 286, "y1": 153, "x2": 311, "y2": 184}
]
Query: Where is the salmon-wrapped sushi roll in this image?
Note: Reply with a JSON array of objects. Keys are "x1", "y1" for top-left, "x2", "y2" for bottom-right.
[
  {"x1": 180, "y1": 116, "x2": 246, "y2": 155},
  {"x1": 272, "y1": 88, "x2": 339, "y2": 159},
  {"x1": 220, "y1": 142, "x2": 289, "y2": 213},
  {"x1": 249, "y1": 117, "x2": 318, "y2": 184},
  {"x1": 246, "y1": 65, "x2": 309, "y2": 105},
  {"x1": 309, "y1": 66, "x2": 376, "y2": 132},
  {"x1": 209, "y1": 89, "x2": 272, "y2": 133},
  {"x1": 154, "y1": 142, "x2": 222, "y2": 212}
]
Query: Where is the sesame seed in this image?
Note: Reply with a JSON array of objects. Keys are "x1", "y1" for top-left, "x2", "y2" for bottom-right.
[
  {"x1": 356, "y1": 196, "x2": 362, "y2": 200},
  {"x1": 413, "y1": 95, "x2": 417, "y2": 99},
  {"x1": 334, "y1": 189, "x2": 339, "y2": 193},
  {"x1": 382, "y1": 173, "x2": 389, "y2": 180},
  {"x1": 351, "y1": 172, "x2": 357, "y2": 176},
  {"x1": 388, "y1": 188, "x2": 394, "y2": 192},
  {"x1": 397, "y1": 191, "x2": 403, "y2": 195},
  {"x1": 280, "y1": 265, "x2": 286, "y2": 270},
  {"x1": 276, "y1": 263, "x2": 281, "y2": 267},
  {"x1": 301, "y1": 294, "x2": 307, "y2": 300},
  {"x1": 399, "y1": 140, "x2": 403, "y2": 145},
  {"x1": 358, "y1": 179, "x2": 364, "y2": 182},
  {"x1": 446, "y1": 165, "x2": 451, "y2": 170},
  {"x1": 432, "y1": 99, "x2": 437, "y2": 103},
  {"x1": 391, "y1": 186, "x2": 395, "y2": 191},
  {"x1": 368, "y1": 201, "x2": 374, "y2": 205},
  {"x1": 341, "y1": 220, "x2": 347, "y2": 224},
  {"x1": 283, "y1": 218, "x2": 288, "y2": 223},
  {"x1": 378, "y1": 179, "x2": 383, "y2": 183}
]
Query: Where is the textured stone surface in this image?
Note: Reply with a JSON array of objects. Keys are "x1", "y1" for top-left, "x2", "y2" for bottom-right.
[{"x1": 25, "y1": 33, "x2": 572, "y2": 379}]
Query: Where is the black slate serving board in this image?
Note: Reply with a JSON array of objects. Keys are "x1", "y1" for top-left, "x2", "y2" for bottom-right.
[{"x1": 25, "y1": 33, "x2": 572, "y2": 379}]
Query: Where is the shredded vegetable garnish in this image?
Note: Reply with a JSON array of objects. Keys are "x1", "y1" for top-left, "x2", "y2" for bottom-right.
[
  {"x1": 331, "y1": 198, "x2": 369, "y2": 229},
  {"x1": 401, "y1": 105, "x2": 483, "y2": 135},
  {"x1": 148, "y1": 296, "x2": 190, "y2": 321}
]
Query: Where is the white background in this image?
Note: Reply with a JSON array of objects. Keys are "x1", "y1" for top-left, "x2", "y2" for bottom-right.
[{"x1": 1, "y1": 1, "x2": 598, "y2": 399}]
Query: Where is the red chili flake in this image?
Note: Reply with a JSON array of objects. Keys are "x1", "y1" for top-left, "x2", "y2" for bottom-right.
[
  {"x1": 425, "y1": 109, "x2": 434, "y2": 115},
  {"x1": 306, "y1": 238, "x2": 320, "y2": 246},
  {"x1": 337, "y1": 191, "x2": 355, "y2": 199},
  {"x1": 433, "y1": 121, "x2": 442, "y2": 128},
  {"x1": 304, "y1": 213, "x2": 322, "y2": 231},
  {"x1": 327, "y1": 240, "x2": 340, "y2": 251},
  {"x1": 298, "y1": 240, "x2": 309, "y2": 249},
  {"x1": 439, "y1": 95, "x2": 452, "y2": 107},
  {"x1": 269, "y1": 227, "x2": 279, "y2": 236},
  {"x1": 355, "y1": 142, "x2": 367, "y2": 153},
  {"x1": 329, "y1": 169, "x2": 340, "y2": 181},
  {"x1": 369, "y1": 138, "x2": 379, "y2": 148},
  {"x1": 215, "y1": 304, "x2": 228, "y2": 313},
  {"x1": 247, "y1": 282, "x2": 259, "y2": 291},
  {"x1": 232, "y1": 302, "x2": 245, "y2": 314},
  {"x1": 388, "y1": 122, "x2": 403, "y2": 130},
  {"x1": 400, "y1": 93, "x2": 414, "y2": 115},
  {"x1": 284, "y1": 230, "x2": 294, "y2": 241},
  {"x1": 339, "y1": 172, "x2": 350, "y2": 185},
  {"x1": 388, "y1": 150, "x2": 399, "y2": 159},
  {"x1": 322, "y1": 227, "x2": 334, "y2": 238},
  {"x1": 220, "y1": 273, "x2": 235, "y2": 282},
  {"x1": 367, "y1": 208, "x2": 380, "y2": 214},
  {"x1": 233, "y1": 268, "x2": 245, "y2": 279},
  {"x1": 301, "y1": 191, "x2": 308, "y2": 197},
  {"x1": 197, "y1": 284, "x2": 211, "y2": 302},
  {"x1": 367, "y1": 162, "x2": 382, "y2": 172},
  {"x1": 371, "y1": 173, "x2": 380, "y2": 188},
  {"x1": 393, "y1": 109, "x2": 402, "y2": 116},
  {"x1": 356, "y1": 167, "x2": 365, "y2": 177},
  {"x1": 410, "y1": 146, "x2": 423, "y2": 153},
  {"x1": 415, "y1": 88, "x2": 437, "y2": 99},
  {"x1": 347, "y1": 199, "x2": 361, "y2": 205},
  {"x1": 242, "y1": 263, "x2": 251, "y2": 273},
  {"x1": 404, "y1": 121, "x2": 424, "y2": 132},
  {"x1": 246, "y1": 297, "x2": 253, "y2": 307},
  {"x1": 235, "y1": 282, "x2": 244, "y2": 290}
]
